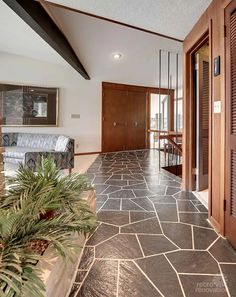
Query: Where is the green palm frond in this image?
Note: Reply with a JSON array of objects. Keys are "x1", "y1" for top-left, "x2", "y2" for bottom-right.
[{"x1": 0, "y1": 157, "x2": 97, "y2": 296}]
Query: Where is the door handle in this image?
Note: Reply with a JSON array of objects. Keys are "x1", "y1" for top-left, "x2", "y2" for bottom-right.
[
  {"x1": 135, "y1": 121, "x2": 138, "y2": 127},
  {"x1": 113, "y1": 122, "x2": 117, "y2": 127}
]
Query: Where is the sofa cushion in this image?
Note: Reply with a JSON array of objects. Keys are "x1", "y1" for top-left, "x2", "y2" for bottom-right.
[
  {"x1": 17, "y1": 133, "x2": 58, "y2": 150},
  {"x1": 3, "y1": 146, "x2": 52, "y2": 160},
  {"x1": 55, "y1": 136, "x2": 69, "y2": 152}
]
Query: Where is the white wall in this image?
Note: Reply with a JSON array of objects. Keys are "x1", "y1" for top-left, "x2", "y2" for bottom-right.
[{"x1": 0, "y1": 52, "x2": 101, "y2": 153}]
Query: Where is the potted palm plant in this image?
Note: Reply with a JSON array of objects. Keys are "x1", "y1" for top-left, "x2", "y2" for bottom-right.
[{"x1": 0, "y1": 158, "x2": 97, "y2": 297}]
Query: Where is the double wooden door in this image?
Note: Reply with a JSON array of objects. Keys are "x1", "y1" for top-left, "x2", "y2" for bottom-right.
[
  {"x1": 102, "y1": 83, "x2": 147, "y2": 152},
  {"x1": 225, "y1": 0, "x2": 236, "y2": 248}
]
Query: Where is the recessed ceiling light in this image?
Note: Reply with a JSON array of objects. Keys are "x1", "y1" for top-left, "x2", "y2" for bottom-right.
[{"x1": 113, "y1": 53, "x2": 122, "y2": 60}]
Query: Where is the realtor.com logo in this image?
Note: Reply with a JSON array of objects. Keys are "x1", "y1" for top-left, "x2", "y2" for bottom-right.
[{"x1": 195, "y1": 276, "x2": 227, "y2": 294}]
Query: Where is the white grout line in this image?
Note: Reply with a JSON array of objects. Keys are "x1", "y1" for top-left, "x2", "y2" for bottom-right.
[
  {"x1": 207, "y1": 237, "x2": 220, "y2": 251},
  {"x1": 218, "y1": 262, "x2": 231, "y2": 297},
  {"x1": 136, "y1": 234, "x2": 145, "y2": 258},
  {"x1": 162, "y1": 233, "x2": 181, "y2": 250},
  {"x1": 94, "y1": 233, "x2": 118, "y2": 247},
  {"x1": 176, "y1": 200, "x2": 180, "y2": 222},
  {"x1": 120, "y1": 216, "x2": 156, "y2": 227},
  {"x1": 116, "y1": 260, "x2": 120, "y2": 297},
  {"x1": 129, "y1": 199, "x2": 147, "y2": 212},
  {"x1": 191, "y1": 225, "x2": 195, "y2": 250},
  {"x1": 178, "y1": 272, "x2": 222, "y2": 276},
  {"x1": 164, "y1": 254, "x2": 187, "y2": 297},
  {"x1": 133, "y1": 261, "x2": 165, "y2": 297}
]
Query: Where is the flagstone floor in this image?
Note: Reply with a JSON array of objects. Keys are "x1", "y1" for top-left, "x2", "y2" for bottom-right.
[{"x1": 69, "y1": 150, "x2": 236, "y2": 297}]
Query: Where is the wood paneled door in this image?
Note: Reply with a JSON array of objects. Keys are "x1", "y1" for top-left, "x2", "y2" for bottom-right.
[
  {"x1": 102, "y1": 83, "x2": 148, "y2": 152},
  {"x1": 225, "y1": 0, "x2": 236, "y2": 248}
]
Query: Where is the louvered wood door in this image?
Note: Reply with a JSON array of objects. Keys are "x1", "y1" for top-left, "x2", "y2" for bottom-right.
[
  {"x1": 225, "y1": 2, "x2": 236, "y2": 248},
  {"x1": 196, "y1": 53, "x2": 209, "y2": 191}
]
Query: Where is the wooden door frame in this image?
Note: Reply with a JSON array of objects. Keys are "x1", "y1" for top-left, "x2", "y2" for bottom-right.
[
  {"x1": 102, "y1": 82, "x2": 175, "y2": 153},
  {"x1": 182, "y1": 31, "x2": 213, "y2": 216}
]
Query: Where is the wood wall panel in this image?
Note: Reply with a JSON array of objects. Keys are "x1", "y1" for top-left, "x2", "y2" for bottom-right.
[{"x1": 183, "y1": 0, "x2": 232, "y2": 234}]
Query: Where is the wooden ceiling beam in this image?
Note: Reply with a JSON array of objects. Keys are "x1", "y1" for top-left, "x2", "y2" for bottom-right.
[{"x1": 3, "y1": 0, "x2": 90, "y2": 79}]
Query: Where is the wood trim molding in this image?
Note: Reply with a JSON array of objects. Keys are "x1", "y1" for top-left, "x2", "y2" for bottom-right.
[
  {"x1": 3, "y1": 0, "x2": 90, "y2": 79},
  {"x1": 182, "y1": 31, "x2": 210, "y2": 191},
  {"x1": 75, "y1": 152, "x2": 101, "y2": 156},
  {"x1": 40, "y1": 0, "x2": 184, "y2": 43}
]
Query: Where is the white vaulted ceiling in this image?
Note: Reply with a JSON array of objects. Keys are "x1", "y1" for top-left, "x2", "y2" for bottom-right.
[
  {"x1": 0, "y1": 0, "x2": 67, "y2": 66},
  {"x1": 45, "y1": 0, "x2": 212, "y2": 40},
  {"x1": 44, "y1": 3, "x2": 183, "y2": 86}
]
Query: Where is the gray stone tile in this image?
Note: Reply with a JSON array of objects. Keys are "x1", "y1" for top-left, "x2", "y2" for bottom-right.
[
  {"x1": 179, "y1": 212, "x2": 212, "y2": 228},
  {"x1": 107, "y1": 174, "x2": 123, "y2": 180},
  {"x1": 159, "y1": 180, "x2": 181, "y2": 188},
  {"x1": 133, "y1": 189, "x2": 155, "y2": 197},
  {"x1": 93, "y1": 176, "x2": 110, "y2": 184},
  {"x1": 79, "y1": 247, "x2": 94, "y2": 270},
  {"x1": 78, "y1": 260, "x2": 118, "y2": 297},
  {"x1": 101, "y1": 199, "x2": 121, "y2": 210},
  {"x1": 69, "y1": 283, "x2": 80, "y2": 297},
  {"x1": 121, "y1": 218, "x2": 162, "y2": 234},
  {"x1": 136, "y1": 255, "x2": 184, "y2": 297},
  {"x1": 96, "y1": 194, "x2": 108, "y2": 203},
  {"x1": 119, "y1": 261, "x2": 162, "y2": 297},
  {"x1": 86, "y1": 223, "x2": 119, "y2": 246},
  {"x1": 177, "y1": 200, "x2": 199, "y2": 212},
  {"x1": 121, "y1": 199, "x2": 144, "y2": 211},
  {"x1": 105, "y1": 180, "x2": 128, "y2": 186},
  {"x1": 174, "y1": 191, "x2": 197, "y2": 200},
  {"x1": 166, "y1": 186, "x2": 181, "y2": 195},
  {"x1": 162, "y1": 222, "x2": 192, "y2": 249},
  {"x1": 220, "y1": 264, "x2": 236, "y2": 296},
  {"x1": 97, "y1": 211, "x2": 129, "y2": 226},
  {"x1": 149, "y1": 195, "x2": 176, "y2": 204},
  {"x1": 155, "y1": 203, "x2": 178, "y2": 222},
  {"x1": 138, "y1": 235, "x2": 178, "y2": 256},
  {"x1": 75, "y1": 270, "x2": 87, "y2": 283},
  {"x1": 193, "y1": 226, "x2": 218, "y2": 250},
  {"x1": 95, "y1": 234, "x2": 143, "y2": 259},
  {"x1": 109, "y1": 189, "x2": 135, "y2": 199},
  {"x1": 166, "y1": 251, "x2": 220, "y2": 274},
  {"x1": 123, "y1": 183, "x2": 148, "y2": 190},
  {"x1": 179, "y1": 275, "x2": 228, "y2": 297},
  {"x1": 209, "y1": 237, "x2": 236, "y2": 263},
  {"x1": 94, "y1": 184, "x2": 109, "y2": 194},
  {"x1": 131, "y1": 198, "x2": 155, "y2": 211},
  {"x1": 195, "y1": 204, "x2": 208, "y2": 213},
  {"x1": 102, "y1": 186, "x2": 121, "y2": 194},
  {"x1": 130, "y1": 211, "x2": 156, "y2": 223},
  {"x1": 148, "y1": 184, "x2": 166, "y2": 195}
]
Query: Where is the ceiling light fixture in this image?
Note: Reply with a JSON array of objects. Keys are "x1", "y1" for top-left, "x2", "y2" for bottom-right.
[{"x1": 113, "y1": 53, "x2": 122, "y2": 60}]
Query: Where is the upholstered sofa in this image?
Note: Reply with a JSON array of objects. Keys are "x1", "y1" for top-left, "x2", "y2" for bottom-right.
[{"x1": 1, "y1": 133, "x2": 74, "y2": 172}]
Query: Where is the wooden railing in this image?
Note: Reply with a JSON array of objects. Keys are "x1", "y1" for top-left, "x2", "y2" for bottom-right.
[{"x1": 148, "y1": 129, "x2": 182, "y2": 155}]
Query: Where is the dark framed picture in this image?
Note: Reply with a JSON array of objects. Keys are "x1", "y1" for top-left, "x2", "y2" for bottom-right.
[{"x1": 0, "y1": 83, "x2": 58, "y2": 126}]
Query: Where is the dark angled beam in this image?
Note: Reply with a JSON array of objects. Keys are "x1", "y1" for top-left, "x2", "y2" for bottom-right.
[{"x1": 3, "y1": 0, "x2": 90, "y2": 79}]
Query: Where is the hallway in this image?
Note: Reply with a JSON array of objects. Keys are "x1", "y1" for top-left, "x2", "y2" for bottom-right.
[{"x1": 69, "y1": 150, "x2": 236, "y2": 297}]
